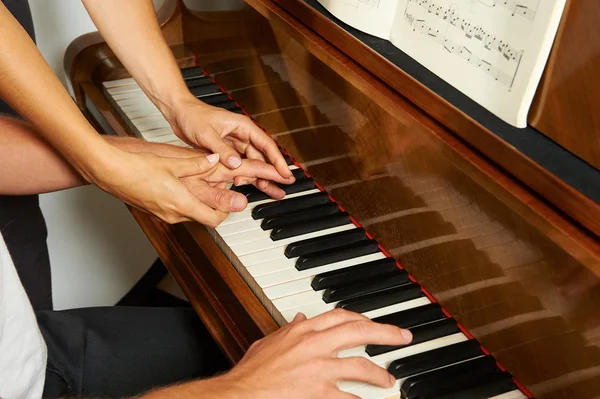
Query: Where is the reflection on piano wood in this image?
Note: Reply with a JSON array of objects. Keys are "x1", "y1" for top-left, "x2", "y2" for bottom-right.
[{"x1": 67, "y1": 1, "x2": 600, "y2": 398}]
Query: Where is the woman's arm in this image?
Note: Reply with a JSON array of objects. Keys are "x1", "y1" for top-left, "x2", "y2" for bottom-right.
[{"x1": 81, "y1": 0, "x2": 292, "y2": 196}]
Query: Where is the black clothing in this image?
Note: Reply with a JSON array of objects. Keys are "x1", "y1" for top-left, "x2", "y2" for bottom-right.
[{"x1": 39, "y1": 307, "x2": 229, "y2": 398}]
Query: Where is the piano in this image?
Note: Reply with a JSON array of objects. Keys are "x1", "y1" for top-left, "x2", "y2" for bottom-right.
[{"x1": 65, "y1": 0, "x2": 600, "y2": 397}]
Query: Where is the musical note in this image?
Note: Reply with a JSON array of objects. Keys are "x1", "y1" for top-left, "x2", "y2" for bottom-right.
[
  {"x1": 487, "y1": 0, "x2": 539, "y2": 21},
  {"x1": 404, "y1": 2, "x2": 524, "y2": 90}
]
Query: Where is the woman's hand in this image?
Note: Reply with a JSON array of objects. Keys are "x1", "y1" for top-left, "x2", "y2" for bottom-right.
[
  {"x1": 101, "y1": 137, "x2": 295, "y2": 227},
  {"x1": 164, "y1": 95, "x2": 292, "y2": 199}
]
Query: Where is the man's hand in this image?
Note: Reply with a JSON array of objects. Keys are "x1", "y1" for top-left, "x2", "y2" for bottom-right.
[
  {"x1": 142, "y1": 309, "x2": 412, "y2": 399},
  {"x1": 164, "y1": 96, "x2": 292, "y2": 199},
  {"x1": 222, "y1": 309, "x2": 412, "y2": 398}
]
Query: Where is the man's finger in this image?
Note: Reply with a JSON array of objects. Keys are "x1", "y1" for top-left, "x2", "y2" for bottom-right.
[
  {"x1": 167, "y1": 153, "x2": 220, "y2": 178},
  {"x1": 330, "y1": 357, "x2": 396, "y2": 389},
  {"x1": 200, "y1": 129, "x2": 243, "y2": 169},
  {"x1": 323, "y1": 320, "x2": 412, "y2": 354},
  {"x1": 299, "y1": 308, "x2": 369, "y2": 332}
]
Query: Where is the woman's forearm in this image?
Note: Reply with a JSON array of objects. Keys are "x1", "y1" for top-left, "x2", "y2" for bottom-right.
[
  {"x1": 82, "y1": 0, "x2": 193, "y2": 118},
  {"x1": 0, "y1": 2, "x2": 115, "y2": 180}
]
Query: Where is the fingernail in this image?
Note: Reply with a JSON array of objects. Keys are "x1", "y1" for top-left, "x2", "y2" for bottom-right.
[
  {"x1": 228, "y1": 156, "x2": 242, "y2": 168},
  {"x1": 230, "y1": 195, "x2": 246, "y2": 211},
  {"x1": 236, "y1": 179, "x2": 249, "y2": 186},
  {"x1": 207, "y1": 153, "x2": 219, "y2": 163},
  {"x1": 401, "y1": 329, "x2": 413, "y2": 342}
]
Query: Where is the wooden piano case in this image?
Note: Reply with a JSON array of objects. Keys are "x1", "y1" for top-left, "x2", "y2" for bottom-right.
[{"x1": 66, "y1": 0, "x2": 600, "y2": 397}]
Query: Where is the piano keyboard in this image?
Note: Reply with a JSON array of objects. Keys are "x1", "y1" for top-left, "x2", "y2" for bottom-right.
[{"x1": 103, "y1": 67, "x2": 531, "y2": 399}]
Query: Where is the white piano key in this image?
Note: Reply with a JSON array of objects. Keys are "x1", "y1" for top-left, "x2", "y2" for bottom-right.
[
  {"x1": 219, "y1": 189, "x2": 321, "y2": 226},
  {"x1": 121, "y1": 102, "x2": 159, "y2": 115},
  {"x1": 263, "y1": 277, "x2": 314, "y2": 300},
  {"x1": 132, "y1": 115, "x2": 171, "y2": 132},
  {"x1": 272, "y1": 289, "x2": 324, "y2": 311},
  {"x1": 230, "y1": 223, "x2": 357, "y2": 256},
  {"x1": 489, "y1": 390, "x2": 527, "y2": 399},
  {"x1": 112, "y1": 90, "x2": 149, "y2": 101},
  {"x1": 238, "y1": 246, "x2": 290, "y2": 266},
  {"x1": 362, "y1": 297, "x2": 432, "y2": 320},
  {"x1": 223, "y1": 228, "x2": 274, "y2": 247},
  {"x1": 216, "y1": 218, "x2": 261, "y2": 237},
  {"x1": 255, "y1": 253, "x2": 386, "y2": 287},
  {"x1": 339, "y1": 380, "x2": 400, "y2": 399},
  {"x1": 247, "y1": 256, "x2": 298, "y2": 278},
  {"x1": 107, "y1": 84, "x2": 142, "y2": 96},
  {"x1": 141, "y1": 127, "x2": 175, "y2": 139},
  {"x1": 103, "y1": 77, "x2": 136, "y2": 89},
  {"x1": 126, "y1": 108, "x2": 162, "y2": 120},
  {"x1": 146, "y1": 132, "x2": 180, "y2": 143},
  {"x1": 116, "y1": 96, "x2": 155, "y2": 108},
  {"x1": 282, "y1": 301, "x2": 337, "y2": 321}
]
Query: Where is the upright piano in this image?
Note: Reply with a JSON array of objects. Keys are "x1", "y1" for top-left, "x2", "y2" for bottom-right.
[{"x1": 65, "y1": 0, "x2": 600, "y2": 397}]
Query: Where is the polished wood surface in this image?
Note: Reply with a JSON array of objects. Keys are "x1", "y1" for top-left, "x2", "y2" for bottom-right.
[
  {"x1": 66, "y1": 1, "x2": 600, "y2": 397},
  {"x1": 272, "y1": 0, "x2": 600, "y2": 240},
  {"x1": 529, "y1": 0, "x2": 600, "y2": 170}
]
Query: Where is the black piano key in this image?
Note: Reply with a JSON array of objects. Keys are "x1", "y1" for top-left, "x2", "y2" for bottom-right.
[
  {"x1": 401, "y1": 356, "x2": 500, "y2": 398},
  {"x1": 287, "y1": 228, "x2": 368, "y2": 259},
  {"x1": 374, "y1": 303, "x2": 445, "y2": 330},
  {"x1": 181, "y1": 67, "x2": 205, "y2": 80},
  {"x1": 290, "y1": 168, "x2": 308, "y2": 180},
  {"x1": 252, "y1": 192, "x2": 330, "y2": 220},
  {"x1": 219, "y1": 101, "x2": 240, "y2": 112},
  {"x1": 247, "y1": 179, "x2": 316, "y2": 203},
  {"x1": 284, "y1": 154, "x2": 294, "y2": 166},
  {"x1": 185, "y1": 76, "x2": 212, "y2": 88},
  {"x1": 200, "y1": 93, "x2": 230, "y2": 106},
  {"x1": 270, "y1": 213, "x2": 350, "y2": 241},
  {"x1": 311, "y1": 257, "x2": 397, "y2": 290},
  {"x1": 366, "y1": 318, "x2": 460, "y2": 357},
  {"x1": 431, "y1": 371, "x2": 516, "y2": 399},
  {"x1": 297, "y1": 240, "x2": 381, "y2": 271},
  {"x1": 336, "y1": 283, "x2": 423, "y2": 313},
  {"x1": 323, "y1": 269, "x2": 409, "y2": 303},
  {"x1": 231, "y1": 108, "x2": 244, "y2": 114},
  {"x1": 190, "y1": 84, "x2": 221, "y2": 98},
  {"x1": 388, "y1": 339, "x2": 483, "y2": 380},
  {"x1": 261, "y1": 203, "x2": 342, "y2": 230}
]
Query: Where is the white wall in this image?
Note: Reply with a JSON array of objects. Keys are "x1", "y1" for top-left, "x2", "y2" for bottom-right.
[{"x1": 28, "y1": 0, "x2": 162, "y2": 310}]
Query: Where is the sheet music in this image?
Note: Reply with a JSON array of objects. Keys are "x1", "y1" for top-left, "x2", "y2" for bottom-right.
[
  {"x1": 317, "y1": 0, "x2": 400, "y2": 39},
  {"x1": 390, "y1": 0, "x2": 566, "y2": 127}
]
